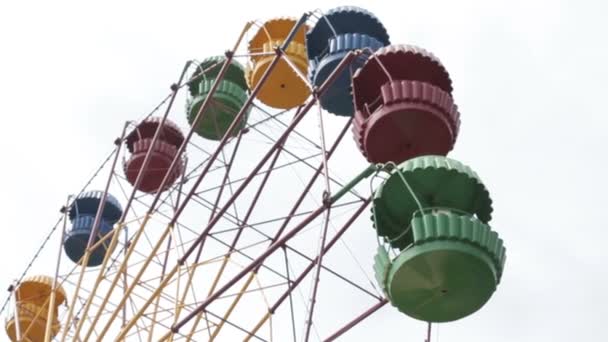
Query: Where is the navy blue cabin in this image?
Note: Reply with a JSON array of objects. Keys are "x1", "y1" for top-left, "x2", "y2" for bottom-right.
[
  {"x1": 64, "y1": 191, "x2": 123, "y2": 267},
  {"x1": 306, "y1": 6, "x2": 390, "y2": 116}
]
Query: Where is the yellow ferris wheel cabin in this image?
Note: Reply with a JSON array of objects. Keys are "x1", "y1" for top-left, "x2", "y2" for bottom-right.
[{"x1": 247, "y1": 17, "x2": 310, "y2": 109}]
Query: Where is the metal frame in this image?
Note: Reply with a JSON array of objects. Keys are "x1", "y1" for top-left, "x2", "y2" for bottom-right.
[{"x1": 4, "y1": 12, "x2": 401, "y2": 342}]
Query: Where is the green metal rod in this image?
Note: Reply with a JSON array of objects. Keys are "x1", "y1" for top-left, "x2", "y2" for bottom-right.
[{"x1": 329, "y1": 164, "x2": 378, "y2": 204}]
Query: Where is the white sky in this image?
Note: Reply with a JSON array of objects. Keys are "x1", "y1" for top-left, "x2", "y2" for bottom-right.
[{"x1": 1, "y1": 0, "x2": 607, "y2": 341}]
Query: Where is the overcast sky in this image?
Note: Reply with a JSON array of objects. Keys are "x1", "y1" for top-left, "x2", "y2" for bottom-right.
[{"x1": 1, "y1": 0, "x2": 607, "y2": 341}]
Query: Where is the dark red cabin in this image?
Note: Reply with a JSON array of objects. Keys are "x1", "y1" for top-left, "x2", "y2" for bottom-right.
[
  {"x1": 124, "y1": 118, "x2": 185, "y2": 193},
  {"x1": 351, "y1": 45, "x2": 460, "y2": 164}
]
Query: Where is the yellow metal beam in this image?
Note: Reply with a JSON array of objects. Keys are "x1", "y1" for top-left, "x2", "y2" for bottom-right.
[
  {"x1": 244, "y1": 311, "x2": 272, "y2": 342},
  {"x1": 207, "y1": 272, "x2": 256, "y2": 341},
  {"x1": 68, "y1": 219, "x2": 132, "y2": 340},
  {"x1": 87, "y1": 222, "x2": 173, "y2": 341},
  {"x1": 115, "y1": 265, "x2": 179, "y2": 340},
  {"x1": 148, "y1": 226, "x2": 180, "y2": 342},
  {"x1": 59, "y1": 244, "x2": 93, "y2": 342},
  {"x1": 45, "y1": 198, "x2": 69, "y2": 342},
  {"x1": 20, "y1": 300, "x2": 50, "y2": 341}
]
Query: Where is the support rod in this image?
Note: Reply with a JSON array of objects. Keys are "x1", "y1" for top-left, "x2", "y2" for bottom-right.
[
  {"x1": 82, "y1": 29, "x2": 247, "y2": 339},
  {"x1": 256, "y1": 117, "x2": 353, "y2": 258},
  {"x1": 173, "y1": 204, "x2": 329, "y2": 333},
  {"x1": 170, "y1": 132, "x2": 244, "y2": 337},
  {"x1": 209, "y1": 131, "x2": 244, "y2": 222},
  {"x1": 61, "y1": 122, "x2": 127, "y2": 342},
  {"x1": 171, "y1": 162, "x2": 374, "y2": 334},
  {"x1": 245, "y1": 197, "x2": 371, "y2": 340},
  {"x1": 72, "y1": 57, "x2": 193, "y2": 340},
  {"x1": 180, "y1": 50, "x2": 358, "y2": 267},
  {"x1": 13, "y1": 284, "x2": 21, "y2": 342},
  {"x1": 323, "y1": 299, "x2": 388, "y2": 342},
  {"x1": 119, "y1": 60, "x2": 191, "y2": 223},
  {"x1": 102, "y1": 21, "x2": 283, "y2": 339},
  {"x1": 303, "y1": 206, "x2": 331, "y2": 342},
  {"x1": 195, "y1": 117, "x2": 356, "y2": 340},
  {"x1": 120, "y1": 23, "x2": 359, "y2": 341},
  {"x1": 281, "y1": 13, "x2": 310, "y2": 50},
  {"x1": 44, "y1": 197, "x2": 69, "y2": 341},
  {"x1": 195, "y1": 138, "x2": 287, "y2": 340},
  {"x1": 166, "y1": 11, "x2": 310, "y2": 230}
]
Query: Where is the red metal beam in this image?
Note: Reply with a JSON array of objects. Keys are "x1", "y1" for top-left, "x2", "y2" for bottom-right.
[
  {"x1": 84, "y1": 123, "x2": 128, "y2": 248},
  {"x1": 323, "y1": 299, "x2": 388, "y2": 342},
  {"x1": 173, "y1": 203, "x2": 329, "y2": 332},
  {"x1": 244, "y1": 198, "x2": 371, "y2": 340},
  {"x1": 177, "y1": 50, "x2": 359, "y2": 266},
  {"x1": 121, "y1": 61, "x2": 192, "y2": 221}
]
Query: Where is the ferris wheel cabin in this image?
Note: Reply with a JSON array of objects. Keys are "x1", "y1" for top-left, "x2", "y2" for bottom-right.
[
  {"x1": 5, "y1": 276, "x2": 66, "y2": 341},
  {"x1": 352, "y1": 45, "x2": 460, "y2": 164},
  {"x1": 63, "y1": 191, "x2": 123, "y2": 267},
  {"x1": 306, "y1": 6, "x2": 390, "y2": 116},
  {"x1": 246, "y1": 17, "x2": 310, "y2": 109},
  {"x1": 124, "y1": 117, "x2": 186, "y2": 193},
  {"x1": 187, "y1": 56, "x2": 251, "y2": 140},
  {"x1": 3, "y1": 5, "x2": 510, "y2": 340}
]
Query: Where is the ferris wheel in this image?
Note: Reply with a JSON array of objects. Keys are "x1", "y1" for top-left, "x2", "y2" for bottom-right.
[{"x1": 2, "y1": 6, "x2": 507, "y2": 342}]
